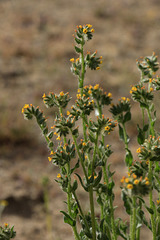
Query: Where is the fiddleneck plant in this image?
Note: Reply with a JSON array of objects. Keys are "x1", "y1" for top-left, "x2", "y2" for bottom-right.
[{"x1": 22, "y1": 24, "x2": 160, "y2": 240}]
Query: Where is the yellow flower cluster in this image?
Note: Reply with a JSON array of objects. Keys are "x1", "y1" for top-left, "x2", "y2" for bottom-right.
[
  {"x1": 21, "y1": 103, "x2": 32, "y2": 113},
  {"x1": 121, "y1": 173, "x2": 150, "y2": 193}
]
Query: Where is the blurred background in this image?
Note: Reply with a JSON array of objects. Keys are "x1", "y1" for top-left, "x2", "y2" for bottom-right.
[{"x1": 1, "y1": 0, "x2": 160, "y2": 239}]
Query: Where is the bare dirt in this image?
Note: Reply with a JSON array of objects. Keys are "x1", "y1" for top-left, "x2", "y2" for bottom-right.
[{"x1": 1, "y1": 0, "x2": 160, "y2": 239}]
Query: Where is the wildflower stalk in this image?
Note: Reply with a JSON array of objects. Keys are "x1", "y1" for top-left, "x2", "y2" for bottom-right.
[{"x1": 79, "y1": 36, "x2": 97, "y2": 240}]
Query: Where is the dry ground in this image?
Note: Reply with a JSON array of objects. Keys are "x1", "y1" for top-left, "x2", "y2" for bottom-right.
[{"x1": 1, "y1": 0, "x2": 160, "y2": 239}]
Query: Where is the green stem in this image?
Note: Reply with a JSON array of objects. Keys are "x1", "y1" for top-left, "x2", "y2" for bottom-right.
[
  {"x1": 109, "y1": 197, "x2": 117, "y2": 240},
  {"x1": 142, "y1": 107, "x2": 145, "y2": 129},
  {"x1": 147, "y1": 108, "x2": 155, "y2": 136},
  {"x1": 72, "y1": 133, "x2": 88, "y2": 179},
  {"x1": 136, "y1": 200, "x2": 141, "y2": 240},
  {"x1": 122, "y1": 122, "x2": 129, "y2": 150},
  {"x1": 102, "y1": 164, "x2": 117, "y2": 240},
  {"x1": 89, "y1": 186, "x2": 96, "y2": 240},
  {"x1": 80, "y1": 42, "x2": 85, "y2": 90},
  {"x1": 67, "y1": 163, "x2": 80, "y2": 240},
  {"x1": 130, "y1": 196, "x2": 136, "y2": 240},
  {"x1": 97, "y1": 100, "x2": 116, "y2": 239},
  {"x1": 73, "y1": 191, "x2": 90, "y2": 233},
  {"x1": 87, "y1": 133, "x2": 99, "y2": 240},
  {"x1": 148, "y1": 160, "x2": 156, "y2": 240}
]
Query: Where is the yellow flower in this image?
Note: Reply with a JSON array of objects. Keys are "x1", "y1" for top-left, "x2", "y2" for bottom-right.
[
  {"x1": 60, "y1": 91, "x2": 64, "y2": 96},
  {"x1": 132, "y1": 173, "x2": 137, "y2": 179},
  {"x1": 120, "y1": 178, "x2": 125, "y2": 183},
  {"x1": 82, "y1": 142, "x2": 86, "y2": 146},
  {"x1": 134, "y1": 179, "x2": 139, "y2": 185},
  {"x1": 57, "y1": 173, "x2": 61, "y2": 178},
  {"x1": 67, "y1": 111, "x2": 70, "y2": 115},
  {"x1": 94, "y1": 84, "x2": 99, "y2": 90},
  {"x1": 150, "y1": 87, "x2": 154, "y2": 92},
  {"x1": 157, "y1": 200, "x2": 160, "y2": 205},
  {"x1": 125, "y1": 178, "x2": 129, "y2": 183},
  {"x1": 96, "y1": 67, "x2": 100, "y2": 70},
  {"x1": 127, "y1": 184, "x2": 133, "y2": 189},
  {"x1": 88, "y1": 90, "x2": 92, "y2": 94},
  {"x1": 56, "y1": 136, "x2": 61, "y2": 141},
  {"x1": 4, "y1": 223, "x2": 8, "y2": 228},
  {"x1": 48, "y1": 157, "x2": 52, "y2": 162},
  {"x1": 42, "y1": 93, "x2": 46, "y2": 98},
  {"x1": 100, "y1": 61, "x2": 103, "y2": 64},
  {"x1": 70, "y1": 58, "x2": 75, "y2": 62},
  {"x1": 91, "y1": 29, "x2": 95, "y2": 33},
  {"x1": 83, "y1": 28, "x2": 88, "y2": 34},
  {"x1": 105, "y1": 126, "x2": 110, "y2": 131},
  {"x1": 99, "y1": 56, "x2": 102, "y2": 59},
  {"x1": 131, "y1": 86, "x2": 137, "y2": 92},
  {"x1": 22, "y1": 104, "x2": 30, "y2": 113},
  {"x1": 108, "y1": 92, "x2": 112, "y2": 98},
  {"x1": 86, "y1": 24, "x2": 92, "y2": 28},
  {"x1": 136, "y1": 148, "x2": 141, "y2": 153},
  {"x1": 145, "y1": 181, "x2": 150, "y2": 185},
  {"x1": 121, "y1": 97, "x2": 126, "y2": 101}
]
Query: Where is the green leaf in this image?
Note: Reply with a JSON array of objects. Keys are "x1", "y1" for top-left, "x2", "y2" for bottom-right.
[
  {"x1": 144, "y1": 205, "x2": 154, "y2": 214},
  {"x1": 137, "y1": 124, "x2": 145, "y2": 145},
  {"x1": 123, "y1": 111, "x2": 131, "y2": 123},
  {"x1": 121, "y1": 189, "x2": 131, "y2": 215},
  {"x1": 75, "y1": 46, "x2": 82, "y2": 53},
  {"x1": 47, "y1": 131, "x2": 53, "y2": 139},
  {"x1": 143, "y1": 124, "x2": 149, "y2": 132},
  {"x1": 72, "y1": 180, "x2": 78, "y2": 192},
  {"x1": 70, "y1": 160, "x2": 80, "y2": 174},
  {"x1": 119, "y1": 124, "x2": 124, "y2": 141},
  {"x1": 75, "y1": 37, "x2": 82, "y2": 44},
  {"x1": 108, "y1": 181, "x2": 115, "y2": 196},
  {"x1": 93, "y1": 169, "x2": 102, "y2": 187},
  {"x1": 60, "y1": 211, "x2": 76, "y2": 226},
  {"x1": 48, "y1": 141, "x2": 54, "y2": 148},
  {"x1": 88, "y1": 133, "x2": 96, "y2": 143},
  {"x1": 75, "y1": 173, "x2": 88, "y2": 191},
  {"x1": 125, "y1": 149, "x2": 133, "y2": 166},
  {"x1": 43, "y1": 127, "x2": 48, "y2": 135}
]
